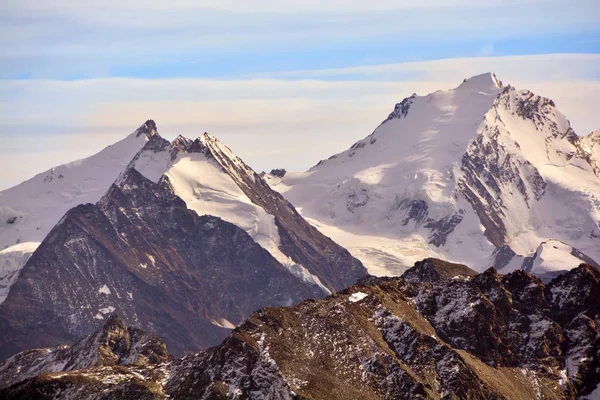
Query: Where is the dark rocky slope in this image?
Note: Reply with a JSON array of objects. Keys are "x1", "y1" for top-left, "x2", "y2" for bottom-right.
[
  {"x1": 2, "y1": 260, "x2": 598, "y2": 399},
  {"x1": 0, "y1": 168, "x2": 323, "y2": 360}
]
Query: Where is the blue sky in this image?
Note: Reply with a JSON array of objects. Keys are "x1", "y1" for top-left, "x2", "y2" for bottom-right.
[{"x1": 0, "y1": 0, "x2": 599, "y2": 189}]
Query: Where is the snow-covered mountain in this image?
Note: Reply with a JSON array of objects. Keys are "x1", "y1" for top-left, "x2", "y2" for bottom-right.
[
  {"x1": 125, "y1": 131, "x2": 365, "y2": 292},
  {"x1": 269, "y1": 73, "x2": 600, "y2": 277},
  {"x1": 3, "y1": 260, "x2": 599, "y2": 399},
  {"x1": 0, "y1": 121, "x2": 159, "y2": 302},
  {"x1": 0, "y1": 123, "x2": 366, "y2": 359}
]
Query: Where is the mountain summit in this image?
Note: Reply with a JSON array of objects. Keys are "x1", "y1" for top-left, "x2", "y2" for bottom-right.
[
  {"x1": 269, "y1": 73, "x2": 600, "y2": 277},
  {"x1": 0, "y1": 123, "x2": 366, "y2": 359}
]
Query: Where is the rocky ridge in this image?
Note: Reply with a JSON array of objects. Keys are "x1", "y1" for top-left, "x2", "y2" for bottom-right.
[{"x1": 2, "y1": 259, "x2": 598, "y2": 399}]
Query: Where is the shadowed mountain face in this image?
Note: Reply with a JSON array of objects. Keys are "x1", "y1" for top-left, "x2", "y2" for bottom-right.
[
  {"x1": 0, "y1": 168, "x2": 324, "y2": 359},
  {"x1": 2, "y1": 260, "x2": 598, "y2": 399}
]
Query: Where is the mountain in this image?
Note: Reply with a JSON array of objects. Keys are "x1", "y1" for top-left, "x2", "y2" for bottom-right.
[
  {"x1": 0, "y1": 121, "x2": 158, "y2": 303},
  {"x1": 0, "y1": 124, "x2": 366, "y2": 360},
  {"x1": 2, "y1": 260, "x2": 598, "y2": 399},
  {"x1": 269, "y1": 73, "x2": 600, "y2": 277},
  {"x1": 126, "y1": 131, "x2": 365, "y2": 293}
]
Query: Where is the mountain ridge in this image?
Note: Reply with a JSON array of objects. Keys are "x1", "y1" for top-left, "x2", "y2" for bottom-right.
[{"x1": 2, "y1": 259, "x2": 598, "y2": 399}]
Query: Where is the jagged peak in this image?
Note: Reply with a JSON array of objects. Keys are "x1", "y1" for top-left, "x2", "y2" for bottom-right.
[
  {"x1": 583, "y1": 128, "x2": 600, "y2": 144},
  {"x1": 172, "y1": 134, "x2": 193, "y2": 147},
  {"x1": 134, "y1": 119, "x2": 159, "y2": 139},
  {"x1": 457, "y1": 72, "x2": 503, "y2": 92}
]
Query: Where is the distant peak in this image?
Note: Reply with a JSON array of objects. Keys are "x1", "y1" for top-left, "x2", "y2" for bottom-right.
[
  {"x1": 201, "y1": 132, "x2": 216, "y2": 142},
  {"x1": 134, "y1": 119, "x2": 159, "y2": 139},
  {"x1": 457, "y1": 72, "x2": 503, "y2": 92}
]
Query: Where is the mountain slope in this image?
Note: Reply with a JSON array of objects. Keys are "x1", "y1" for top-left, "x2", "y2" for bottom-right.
[
  {"x1": 2, "y1": 261, "x2": 598, "y2": 399},
  {"x1": 0, "y1": 121, "x2": 158, "y2": 303},
  {"x1": 127, "y1": 131, "x2": 366, "y2": 293},
  {"x1": 270, "y1": 73, "x2": 600, "y2": 276},
  {"x1": 0, "y1": 167, "x2": 324, "y2": 359}
]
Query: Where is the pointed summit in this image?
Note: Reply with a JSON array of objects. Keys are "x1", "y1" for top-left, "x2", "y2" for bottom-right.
[
  {"x1": 457, "y1": 72, "x2": 503, "y2": 92},
  {"x1": 134, "y1": 119, "x2": 159, "y2": 139}
]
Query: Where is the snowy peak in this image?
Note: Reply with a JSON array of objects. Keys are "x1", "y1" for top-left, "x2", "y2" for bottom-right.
[
  {"x1": 522, "y1": 239, "x2": 600, "y2": 280},
  {"x1": 273, "y1": 73, "x2": 600, "y2": 277},
  {"x1": 456, "y1": 72, "x2": 503, "y2": 92},
  {"x1": 0, "y1": 122, "x2": 159, "y2": 304}
]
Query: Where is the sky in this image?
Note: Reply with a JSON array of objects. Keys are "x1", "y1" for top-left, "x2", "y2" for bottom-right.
[{"x1": 0, "y1": 0, "x2": 599, "y2": 190}]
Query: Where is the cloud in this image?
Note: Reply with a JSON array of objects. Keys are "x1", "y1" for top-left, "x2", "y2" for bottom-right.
[
  {"x1": 1, "y1": 0, "x2": 597, "y2": 79},
  {"x1": 1, "y1": 54, "x2": 598, "y2": 190}
]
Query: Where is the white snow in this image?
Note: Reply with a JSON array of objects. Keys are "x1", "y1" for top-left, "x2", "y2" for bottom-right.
[
  {"x1": 529, "y1": 240, "x2": 587, "y2": 275},
  {"x1": 164, "y1": 144, "x2": 330, "y2": 294},
  {"x1": 0, "y1": 242, "x2": 38, "y2": 304},
  {"x1": 99, "y1": 306, "x2": 115, "y2": 314},
  {"x1": 348, "y1": 292, "x2": 368, "y2": 302},
  {"x1": 273, "y1": 74, "x2": 502, "y2": 274},
  {"x1": 211, "y1": 318, "x2": 236, "y2": 329},
  {"x1": 98, "y1": 285, "x2": 111, "y2": 295}
]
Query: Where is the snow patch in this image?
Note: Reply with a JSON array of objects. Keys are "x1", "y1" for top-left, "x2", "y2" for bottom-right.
[
  {"x1": 0, "y1": 242, "x2": 38, "y2": 304},
  {"x1": 349, "y1": 292, "x2": 368, "y2": 302},
  {"x1": 98, "y1": 285, "x2": 111, "y2": 295}
]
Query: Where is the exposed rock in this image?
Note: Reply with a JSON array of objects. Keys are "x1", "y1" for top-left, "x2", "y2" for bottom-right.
[
  {"x1": 201, "y1": 133, "x2": 366, "y2": 292},
  {"x1": 0, "y1": 315, "x2": 171, "y2": 389},
  {"x1": 4, "y1": 261, "x2": 597, "y2": 399},
  {"x1": 269, "y1": 168, "x2": 287, "y2": 178},
  {"x1": 0, "y1": 168, "x2": 323, "y2": 360}
]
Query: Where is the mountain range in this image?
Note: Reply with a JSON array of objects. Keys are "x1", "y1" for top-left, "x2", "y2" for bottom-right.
[{"x1": 0, "y1": 72, "x2": 598, "y2": 398}]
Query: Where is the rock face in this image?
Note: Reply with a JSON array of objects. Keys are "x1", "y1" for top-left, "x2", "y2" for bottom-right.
[
  {"x1": 270, "y1": 73, "x2": 600, "y2": 277},
  {"x1": 0, "y1": 167, "x2": 324, "y2": 359},
  {"x1": 0, "y1": 121, "x2": 158, "y2": 304},
  {"x1": 2, "y1": 260, "x2": 598, "y2": 399}
]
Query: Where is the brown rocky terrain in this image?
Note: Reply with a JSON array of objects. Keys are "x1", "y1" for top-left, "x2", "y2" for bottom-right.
[{"x1": 2, "y1": 259, "x2": 598, "y2": 399}]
